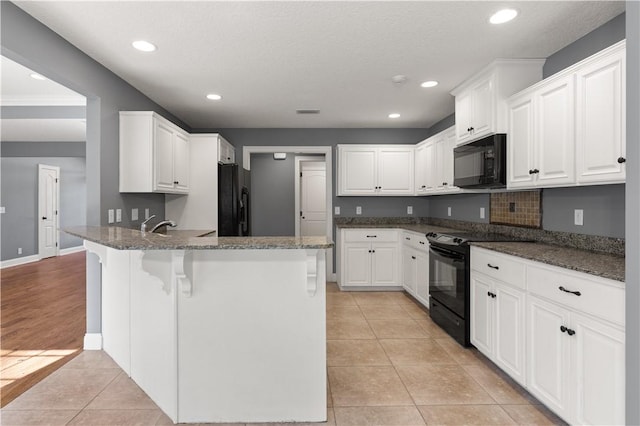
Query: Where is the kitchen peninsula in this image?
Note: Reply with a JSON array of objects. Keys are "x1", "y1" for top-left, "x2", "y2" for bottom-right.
[{"x1": 65, "y1": 226, "x2": 333, "y2": 424}]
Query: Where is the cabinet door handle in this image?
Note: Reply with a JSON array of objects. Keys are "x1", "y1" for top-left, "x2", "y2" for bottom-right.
[
  {"x1": 560, "y1": 325, "x2": 567, "y2": 333},
  {"x1": 366, "y1": 235, "x2": 377, "y2": 238},
  {"x1": 558, "y1": 286, "x2": 581, "y2": 296},
  {"x1": 411, "y1": 256, "x2": 416, "y2": 260},
  {"x1": 371, "y1": 250, "x2": 375, "y2": 253},
  {"x1": 487, "y1": 291, "x2": 492, "y2": 298},
  {"x1": 617, "y1": 157, "x2": 626, "y2": 164},
  {"x1": 42, "y1": 216, "x2": 47, "y2": 220},
  {"x1": 567, "y1": 328, "x2": 576, "y2": 336},
  {"x1": 405, "y1": 237, "x2": 411, "y2": 240},
  {"x1": 487, "y1": 263, "x2": 499, "y2": 270},
  {"x1": 443, "y1": 182, "x2": 448, "y2": 186},
  {"x1": 368, "y1": 250, "x2": 372, "y2": 253}
]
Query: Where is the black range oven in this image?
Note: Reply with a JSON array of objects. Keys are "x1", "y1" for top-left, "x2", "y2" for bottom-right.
[
  {"x1": 426, "y1": 233, "x2": 471, "y2": 346},
  {"x1": 426, "y1": 231, "x2": 528, "y2": 347}
]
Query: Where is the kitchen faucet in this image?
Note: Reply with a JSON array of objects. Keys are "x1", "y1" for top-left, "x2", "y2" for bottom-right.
[
  {"x1": 150, "y1": 219, "x2": 177, "y2": 233},
  {"x1": 140, "y1": 215, "x2": 156, "y2": 233}
]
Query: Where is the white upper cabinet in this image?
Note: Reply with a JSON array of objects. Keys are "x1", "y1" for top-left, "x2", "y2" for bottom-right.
[
  {"x1": 508, "y1": 74, "x2": 575, "y2": 188},
  {"x1": 217, "y1": 136, "x2": 236, "y2": 164},
  {"x1": 575, "y1": 42, "x2": 626, "y2": 184},
  {"x1": 120, "y1": 111, "x2": 190, "y2": 194},
  {"x1": 508, "y1": 40, "x2": 626, "y2": 189},
  {"x1": 338, "y1": 145, "x2": 414, "y2": 196},
  {"x1": 451, "y1": 59, "x2": 544, "y2": 146},
  {"x1": 414, "y1": 126, "x2": 459, "y2": 195}
]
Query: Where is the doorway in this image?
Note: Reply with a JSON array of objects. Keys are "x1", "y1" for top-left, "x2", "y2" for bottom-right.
[
  {"x1": 38, "y1": 164, "x2": 60, "y2": 259},
  {"x1": 295, "y1": 157, "x2": 326, "y2": 237}
]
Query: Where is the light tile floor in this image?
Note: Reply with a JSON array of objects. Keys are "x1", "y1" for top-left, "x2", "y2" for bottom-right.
[{"x1": 1, "y1": 284, "x2": 565, "y2": 425}]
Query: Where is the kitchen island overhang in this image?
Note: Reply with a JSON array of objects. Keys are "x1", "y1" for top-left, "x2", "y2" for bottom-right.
[{"x1": 65, "y1": 226, "x2": 333, "y2": 424}]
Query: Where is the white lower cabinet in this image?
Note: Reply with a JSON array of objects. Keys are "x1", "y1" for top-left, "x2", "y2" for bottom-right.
[
  {"x1": 471, "y1": 272, "x2": 526, "y2": 386},
  {"x1": 402, "y1": 231, "x2": 430, "y2": 307},
  {"x1": 338, "y1": 229, "x2": 400, "y2": 288},
  {"x1": 471, "y1": 247, "x2": 625, "y2": 425}
]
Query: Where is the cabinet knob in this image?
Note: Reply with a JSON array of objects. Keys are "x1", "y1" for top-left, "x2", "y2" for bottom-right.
[
  {"x1": 42, "y1": 216, "x2": 47, "y2": 220},
  {"x1": 617, "y1": 157, "x2": 626, "y2": 164},
  {"x1": 442, "y1": 182, "x2": 447, "y2": 186},
  {"x1": 421, "y1": 185, "x2": 426, "y2": 189},
  {"x1": 560, "y1": 325, "x2": 567, "y2": 333},
  {"x1": 411, "y1": 256, "x2": 416, "y2": 260}
]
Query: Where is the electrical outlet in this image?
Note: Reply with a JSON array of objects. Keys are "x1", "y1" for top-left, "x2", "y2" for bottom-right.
[
  {"x1": 447, "y1": 206, "x2": 452, "y2": 217},
  {"x1": 509, "y1": 202, "x2": 516, "y2": 212},
  {"x1": 356, "y1": 206, "x2": 362, "y2": 215},
  {"x1": 108, "y1": 209, "x2": 115, "y2": 224},
  {"x1": 17, "y1": 247, "x2": 22, "y2": 255},
  {"x1": 480, "y1": 207, "x2": 485, "y2": 219},
  {"x1": 145, "y1": 208, "x2": 150, "y2": 219},
  {"x1": 574, "y1": 209, "x2": 584, "y2": 226},
  {"x1": 334, "y1": 206, "x2": 340, "y2": 215},
  {"x1": 116, "y1": 209, "x2": 122, "y2": 223},
  {"x1": 0, "y1": 207, "x2": 5, "y2": 214},
  {"x1": 132, "y1": 208, "x2": 139, "y2": 221},
  {"x1": 407, "y1": 206, "x2": 413, "y2": 215}
]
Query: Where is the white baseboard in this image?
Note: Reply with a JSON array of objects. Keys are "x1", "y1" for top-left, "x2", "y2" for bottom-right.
[
  {"x1": 60, "y1": 246, "x2": 85, "y2": 256},
  {"x1": 83, "y1": 333, "x2": 103, "y2": 350},
  {"x1": 1, "y1": 254, "x2": 40, "y2": 269}
]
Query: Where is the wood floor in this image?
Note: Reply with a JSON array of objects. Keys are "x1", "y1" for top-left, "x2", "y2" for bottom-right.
[{"x1": 1, "y1": 252, "x2": 86, "y2": 407}]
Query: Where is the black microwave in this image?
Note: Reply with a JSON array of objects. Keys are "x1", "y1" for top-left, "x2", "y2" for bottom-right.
[{"x1": 453, "y1": 134, "x2": 506, "y2": 189}]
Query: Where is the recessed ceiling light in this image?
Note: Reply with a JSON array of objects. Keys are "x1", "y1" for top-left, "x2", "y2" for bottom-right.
[
  {"x1": 206, "y1": 94, "x2": 222, "y2": 101},
  {"x1": 30, "y1": 73, "x2": 47, "y2": 81},
  {"x1": 132, "y1": 40, "x2": 157, "y2": 52},
  {"x1": 420, "y1": 80, "x2": 439, "y2": 88},
  {"x1": 490, "y1": 9, "x2": 518, "y2": 24},
  {"x1": 388, "y1": 113, "x2": 401, "y2": 119}
]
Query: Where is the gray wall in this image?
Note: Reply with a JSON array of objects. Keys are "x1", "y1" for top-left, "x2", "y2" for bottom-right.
[
  {"x1": 2, "y1": 141, "x2": 85, "y2": 157},
  {"x1": 250, "y1": 153, "x2": 296, "y2": 236},
  {"x1": 198, "y1": 128, "x2": 432, "y2": 221},
  {"x1": 1, "y1": 156, "x2": 86, "y2": 260},
  {"x1": 544, "y1": 13, "x2": 626, "y2": 78},
  {"x1": 625, "y1": 2, "x2": 639, "y2": 424},
  {"x1": 1, "y1": 1, "x2": 191, "y2": 336},
  {"x1": 428, "y1": 193, "x2": 490, "y2": 223}
]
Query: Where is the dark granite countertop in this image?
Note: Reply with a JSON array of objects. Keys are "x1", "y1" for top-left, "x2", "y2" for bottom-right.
[
  {"x1": 336, "y1": 223, "x2": 458, "y2": 235},
  {"x1": 65, "y1": 226, "x2": 333, "y2": 250},
  {"x1": 471, "y1": 241, "x2": 625, "y2": 283}
]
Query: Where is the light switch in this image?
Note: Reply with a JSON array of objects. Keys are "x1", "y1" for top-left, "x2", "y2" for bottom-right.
[
  {"x1": 480, "y1": 207, "x2": 485, "y2": 219},
  {"x1": 108, "y1": 209, "x2": 115, "y2": 224},
  {"x1": 407, "y1": 206, "x2": 413, "y2": 215},
  {"x1": 334, "y1": 206, "x2": 340, "y2": 215},
  {"x1": 574, "y1": 209, "x2": 584, "y2": 226},
  {"x1": 132, "y1": 208, "x2": 139, "y2": 221},
  {"x1": 356, "y1": 206, "x2": 362, "y2": 215}
]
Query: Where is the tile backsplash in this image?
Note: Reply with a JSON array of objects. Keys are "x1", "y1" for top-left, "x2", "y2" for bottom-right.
[{"x1": 490, "y1": 190, "x2": 542, "y2": 228}]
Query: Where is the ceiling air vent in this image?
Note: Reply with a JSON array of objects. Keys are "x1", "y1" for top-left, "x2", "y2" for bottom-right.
[{"x1": 296, "y1": 109, "x2": 320, "y2": 115}]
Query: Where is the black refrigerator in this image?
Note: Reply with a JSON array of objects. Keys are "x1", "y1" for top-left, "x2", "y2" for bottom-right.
[{"x1": 218, "y1": 163, "x2": 250, "y2": 236}]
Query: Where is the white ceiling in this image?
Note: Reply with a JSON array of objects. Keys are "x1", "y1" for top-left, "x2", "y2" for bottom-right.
[{"x1": 14, "y1": 1, "x2": 625, "y2": 129}]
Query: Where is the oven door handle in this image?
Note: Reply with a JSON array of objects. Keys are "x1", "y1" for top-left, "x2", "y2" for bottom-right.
[{"x1": 429, "y1": 245, "x2": 465, "y2": 261}]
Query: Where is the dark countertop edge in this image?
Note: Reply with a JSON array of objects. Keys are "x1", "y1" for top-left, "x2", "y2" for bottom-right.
[{"x1": 470, "y1": 241, "x2": 624, "y2": 283}]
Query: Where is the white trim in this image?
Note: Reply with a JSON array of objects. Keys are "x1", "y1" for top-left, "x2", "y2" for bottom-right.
[
  {"x1": 294, "y1": 156, "x2": 326, "y2": 237},
  {"x1": 60, "y1": 246, "x2": 85, "y2": 256},
  {"x1": 242, "y1": 145, "x2": 334, "y2": 278},
  {"x1": 83, "y1": 333, "x2": 103, "y2": 350},
  {"x1": 0, "y1": 254, "x2": 40, "y2": 269}
]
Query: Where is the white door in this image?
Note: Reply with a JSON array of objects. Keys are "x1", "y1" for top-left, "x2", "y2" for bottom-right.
[
  {"x1": 470, "y1": 274, "x2": 493, "y2": 355},
  {"x1": 371, "y1": 243, "x2": 398, "y2": 286},
  {"x1": 339, "y1": 147, "x2": 377, "y2": 195},
  {"x1": 493, "y1": 281, "x2": 526, "y2": 386},
  {"x1": 536, "y1": 74, "x2": 575, "y2": 186},
  {"x1": 575, "y1": 48, "x2": 626, "y2": 184},
  {"x1": 300, "y1": 161, "x2": 326, "y2": 237},
  {"x1": 154, "y1": 121, "x2": 175, "y2": 191},
  {"x1": 38, "y1": 164, "x2": 59, "y2": 259},
  {"x1": 173, "y1": 131, "x2": 190, "y2": 192},
  {"x1": 527, "y1": 295, "x2": 571, "y2": 419},
  {"x1": 572, "y1": 312, "x2": 625, "y2": 426},
  {"x1": 377, "y1": 148, "x2": 414, "y2": 194},
  {"x1": 508, "y1": 93, "x2": 536, "y2": 188}
]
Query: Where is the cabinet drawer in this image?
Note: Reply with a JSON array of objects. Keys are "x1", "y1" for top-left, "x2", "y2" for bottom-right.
[
  {"x1": 527, "y1": 264, "x2": 624, "y2": 326},
  {"x1": 471, "y1": 247, "x2": 526, "y2": 289},
  {"x1": 402, "y1": 232, "x2": 428, "y2": 251},
  {"x1": 344, "y1": 229, "x2": 398, "y2": 243}
]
